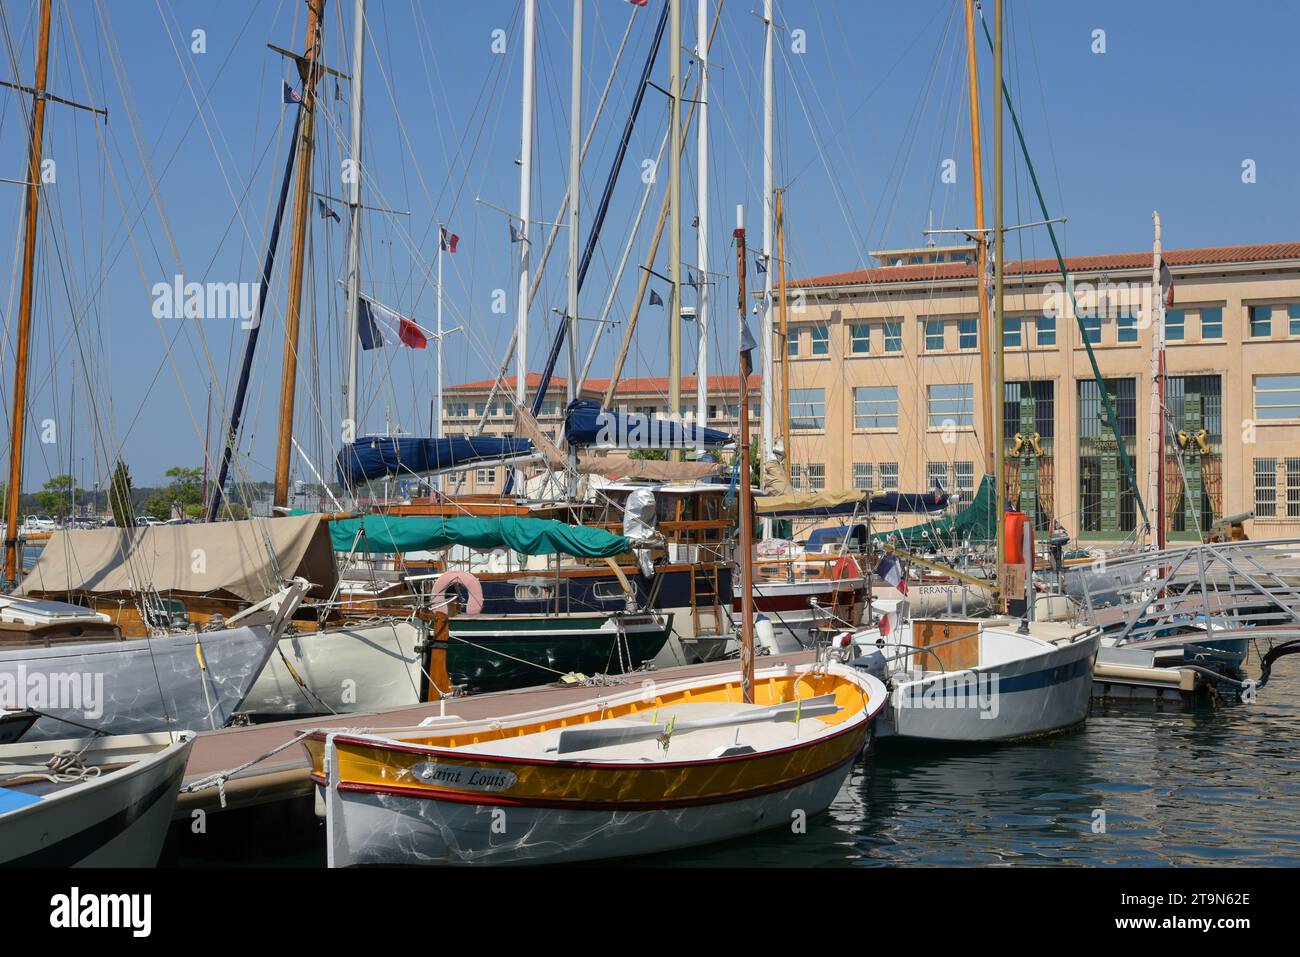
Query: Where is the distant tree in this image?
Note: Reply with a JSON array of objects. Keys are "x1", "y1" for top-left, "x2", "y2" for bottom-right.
[
  {"x1": 109, "y1": 459, "x2": 134, "y2": 527},
  {"x1": 35, "y1": 474, "x2": 80, "y2": 519}
]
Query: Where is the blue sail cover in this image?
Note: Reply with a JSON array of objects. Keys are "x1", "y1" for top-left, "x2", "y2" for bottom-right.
[
  {"x1": 337, "y1": 435, "x2": 533, "y2": 485},
  {"x1": 563, "y1": 399, "x2": 732, "y2": 449},
  {"x1": 871, "y1": 489, "x2": 951, "y2": 513}
]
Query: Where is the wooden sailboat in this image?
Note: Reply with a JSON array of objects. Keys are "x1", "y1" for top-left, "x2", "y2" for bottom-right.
[{"x1": 303, "y1": 183, "x2": 887, "y2": 868}]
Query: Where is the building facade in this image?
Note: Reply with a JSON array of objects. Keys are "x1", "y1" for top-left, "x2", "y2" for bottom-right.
[{"x1": 781, "y1": 241, "x2": 1300, "y2": 544}]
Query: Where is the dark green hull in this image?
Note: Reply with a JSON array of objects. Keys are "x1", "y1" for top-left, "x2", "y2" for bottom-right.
[{"x1": 447, "y1": 614, "x2": 673, "y2": 695}]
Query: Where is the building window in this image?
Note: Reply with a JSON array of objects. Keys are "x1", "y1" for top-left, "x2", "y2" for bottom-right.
[
  {"x1": 959, "y1": 318, "x2": 977, "y2": 350},
  {"x1": 954, "y1": 461, "x2": 975, "y2": 495},
  {"x1": 789, "y1": 388, "x2": 825, "y2": 430},
  {"x1": 1288, "y1": 458, "x2": 1300, "y2": 518},
  {"x1": 1003, "y1": 317, "x2": 1022, "y2": 348},
  {"x1": 927, "y1": 383, "x2": 974, "y2": 428},
  {"x1": 1200, "y1": 307, "x2": 1223, "y2": 340},
  {"x1": 1036, "y1": 314, "x2": 1056, "y2": 347},
  {"x1": 540, "y1": 399, "x2": 560, "y2": 416},
  {"x1": 1117, "y1": 312, "x2": 1138, "y2": 343},
  {"x1": 850, "y1": 323, "x2": 870, "y2": 353},
  {"x1": 1078, "y1": 378, "x2": 1138, "y2": 533},
  {"x1": 884, "y1": 321, "x2": 902, "y2": 353},
  {"x1": 925, "y1": 320, "x2": 944, "y2": 351},
  {"x1": 927, "y1": 461, "x2": 949, "y2": 489},
  {"x1": 447, "y1": 401, "x2": 470, "y2": 418},
  {"x1": 879, "y1": 462, "x2": 899, "y2": 491},
  {"x1": 853, "y1": 385, "x2": 898, "y2": 429},
  {"x1": 475, "y1": 467, "x2": 496, "y2": 485},
  {"x1": 1290, "y1": 304, "x2": 1300, "y2": 337},
  {"x1": 807, "y1": 464, "x2": 825, "y2": 491},
  {"x1": 1165, "y1": 309, "x2": 1185, "y2": 341},
  {"x1": 1254, "y1": 374, "x2": 1300, "y2": 420},
  {"x1": 810, "y1": 325, "x2": 829, "y2": 356},
  {"x1": 852, "y1": 462, "x2": 873, "y2": 490},
  {"x1": 1080, "y1": 314, "x2": 1101, "y2": 344},
  {"x1": 1249, "y1": 304, "x2": 1272, "y2": 338},
  {"x1": 1255, "y1": 458, "x2": 1277, "y2": 518},
  {"x1": 787, "y1": 329, "x2": 800, "y2": 357}
]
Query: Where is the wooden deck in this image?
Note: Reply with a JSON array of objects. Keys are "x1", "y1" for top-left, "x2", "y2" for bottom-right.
[{"x1": 177, "y1": 650, "x2": 817, "y2": 818}]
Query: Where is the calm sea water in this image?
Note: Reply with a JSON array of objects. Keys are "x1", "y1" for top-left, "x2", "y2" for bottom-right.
[{"x1": 170, "y1": 648, "x2": 1300, "y2": 868}]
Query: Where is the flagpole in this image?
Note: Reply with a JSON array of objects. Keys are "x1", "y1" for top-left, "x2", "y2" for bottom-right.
[
  {"x1": 436, "y1": 222, "x2": 445, "y2": 494},
  {"x1": 734, "y1": 203, "x2": 755, "y2": 706},
  {"x1": 668, "y1": 0, "x2": 682, "y2": 458},
  {"x1": 695, "y1": 0, "x2": 709, "y2": 430},
  {"x1": 344, "y1": 0, "x2": 365, "y2": 443},
  {"x1": 760, "y1": 0, "x2": 775, "y2": 473},
  {"x1": 993, "y1": 0, "x2": 1006, "y2": 611},
  {"x1": 515, "y1": 0, "x2": 536, "y2": 496}
]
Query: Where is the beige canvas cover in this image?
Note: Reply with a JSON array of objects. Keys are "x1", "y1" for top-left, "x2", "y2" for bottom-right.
[
  {"x1": 17, "y1": 514, "x2": 338, "y2": 601},
  {"x1": 753, "y1": 489, "x2": 867, "y2": 515}
]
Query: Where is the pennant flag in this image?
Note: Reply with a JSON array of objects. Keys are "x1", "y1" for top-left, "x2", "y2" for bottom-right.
[
  {"x1": 878, "y1": 607, "x2": 900, "y2": 638},
  {"x1": 317, "y1": 198, "x2": 340, "y2": 223},
  {"x1": 358, "y1": 296, "x2": 429, "y2": 351},
  {"x1": 755, "y1": 257, "x2": 768, "y2": 274},
  {"x1": 440, "y1": 226, "x2": 459, "y2": 253},
  {"x1": 875, "y1": 553, "x2": 908, "y2": 594},
  {"x1": 1159, "y1": 258, "x2": 1175, "y2": 308},
  {"x1": 627, "y1": 0, "x2": 650, "y2": 6},
  {"x1": 509, "y1": 223, "x2": 525, "y2": 243},
  {"x1": 740, "y1": 317, "x2": 758, "y2": 356},
  {"x1": 687, "y1": 269, "x2": 699, "y2": 288},
  {"x1": 282, "y1": 80, "x2": 302, "y2": 105},
  {"x1": 649, "y1": 289, "x2": 664, "y2": 307}
]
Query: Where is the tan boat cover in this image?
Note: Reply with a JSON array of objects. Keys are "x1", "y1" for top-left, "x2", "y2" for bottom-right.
[
  {"x1": 753, "y1": 489, "x2": 867, "y2": 515},
  {"x1": 513, "y1": 408, "x2": 724, "y2": 481},
  {"x1": 16, "y1": 514, "x2": 338, "y2": 601}
]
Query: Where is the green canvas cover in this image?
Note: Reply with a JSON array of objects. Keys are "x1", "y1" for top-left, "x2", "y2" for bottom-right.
[
  {"x1": 322, "y1": 514, "x2": 632, "y2": 558},
  {"x1": 872, "y1": 473, "x2": 997, "y2": 549}
]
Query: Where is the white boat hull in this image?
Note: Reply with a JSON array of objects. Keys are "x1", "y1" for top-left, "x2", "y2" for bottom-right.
[
  {"x1": 0, "y1": 731, "x2": 193, "y2": 866},
  {"x1": 325, "y1": 741, "x2": 853, "y2": 867},
  {"x1": 243, "y1": 620, "x2": 424, "y2": 717}
]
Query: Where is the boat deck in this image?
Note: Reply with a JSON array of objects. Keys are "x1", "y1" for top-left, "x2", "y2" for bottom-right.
[{"x1": 177, "y1": 650, "x2": 817, "y2": 817}]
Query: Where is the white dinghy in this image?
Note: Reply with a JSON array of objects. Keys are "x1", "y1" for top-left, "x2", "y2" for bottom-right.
[
  {"x1": 847, "y1": 615, "x2": 1100, "y2": 743},
  {"x1": 0, "y1": 730, "x2": 193, "y2": 866}
]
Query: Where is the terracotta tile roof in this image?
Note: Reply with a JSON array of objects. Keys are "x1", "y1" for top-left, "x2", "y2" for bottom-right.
[
  {"x1": 791, "y1": 241, "x2": 1300, "y2": 289},
  {"x1": 448, "y1": 372, "x2": 760, "y2": 396}
]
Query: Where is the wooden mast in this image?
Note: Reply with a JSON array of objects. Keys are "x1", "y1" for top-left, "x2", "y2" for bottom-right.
[
  {"x1": 992, "y1": 0, "x2": 1006, "y2": 609},
  {"x1": 735, "y1": 206, "x2": 755, "y2": 705},
  {"x1": 1150, "y1": 212, "x2": 1167, "y2": 549},
  {"x1": 775, "y1": 188, "x2": 791, "y2": 481},
  {"x1": 273, "y1": 0, "x2": 326, "y2": 509},
  {"x1": 4, "y1": 0, "x2": 52, "y2": 583},
  {"x1": 963, "y1": 0, "x2": 995, "y2": 480}
]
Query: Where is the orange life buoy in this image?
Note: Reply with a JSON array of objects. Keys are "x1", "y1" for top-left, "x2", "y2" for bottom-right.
[{"x1": 430, "y1": 571, "x2": 483, "y2": 615}]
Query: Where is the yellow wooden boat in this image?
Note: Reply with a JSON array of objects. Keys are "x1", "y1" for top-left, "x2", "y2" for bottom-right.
[{"x1": 304, "y1": 662, "x2": 886, "y2": 865}]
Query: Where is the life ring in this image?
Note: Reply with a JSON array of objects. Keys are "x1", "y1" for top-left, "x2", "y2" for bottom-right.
[{"x1": 430, "y1": 571, "x2": 483, "y2": 616}]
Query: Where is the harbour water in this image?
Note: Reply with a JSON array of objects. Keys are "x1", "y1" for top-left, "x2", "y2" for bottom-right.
[{"x1": 169, "y1": 648, "x2": 1300, "y2": 868}]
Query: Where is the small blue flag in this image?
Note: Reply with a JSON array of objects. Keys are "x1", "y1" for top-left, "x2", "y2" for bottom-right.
[{"x1": 317, "y1": 198, "x2": 340, "y2": 223}]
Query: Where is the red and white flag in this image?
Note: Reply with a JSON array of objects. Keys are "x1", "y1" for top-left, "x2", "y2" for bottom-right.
[{"x1": 358, "y1": 295, "x2": 428, "y2": 351}]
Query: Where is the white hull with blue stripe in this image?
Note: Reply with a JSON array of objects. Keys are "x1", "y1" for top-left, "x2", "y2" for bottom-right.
[{"x1": 849, "y1": 619, "x2": 1100, "y2": 743}]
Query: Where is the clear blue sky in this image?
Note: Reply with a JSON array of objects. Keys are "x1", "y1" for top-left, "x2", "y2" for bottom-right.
[{"x1": 1, "y1": 0, "x2": 1297, "y2": 490}]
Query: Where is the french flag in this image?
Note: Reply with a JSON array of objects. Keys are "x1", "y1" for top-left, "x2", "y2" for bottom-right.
[
  {"x1": 358, "y1": 295, "x2": 428, "y2": 351},
  {"x1": 875, "y1": 553, "x2": 908, "y2": 595}
]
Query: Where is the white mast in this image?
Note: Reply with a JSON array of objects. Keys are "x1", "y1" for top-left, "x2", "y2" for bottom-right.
[
  {"x1": 760, "y1": 0, "x2": 775, "y2": 463},
  {"x1": 343, "y1": 0, "x2": 366, "y2": 439},
  {"x1": 567, "y1": 0, "x2": 583, "y2": 409},
  {"x1": 668, "y1": 0, "x2": 682, "y2": 441},
  {"x1": 436, "y1": 223, "x2": 444, "y2": 442},
  {"x1": 695, "y1": 0, "x2": 710, "y2": 426},
  {"x1": 515, "y1": 0, "x2": 536, "y2": 492},
  {"x1": 1149, "y1": 211, "x2": 1166, "y2": 550}
]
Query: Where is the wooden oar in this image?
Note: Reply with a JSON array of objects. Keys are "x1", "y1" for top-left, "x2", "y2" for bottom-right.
[{"x1": 554, "y1": 694, "x2": 841, "y2": 754}]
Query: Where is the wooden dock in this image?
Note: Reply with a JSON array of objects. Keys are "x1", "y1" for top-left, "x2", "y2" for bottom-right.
[{"x1": 177, "y1": 651, "x2": 816, "y2": 819}]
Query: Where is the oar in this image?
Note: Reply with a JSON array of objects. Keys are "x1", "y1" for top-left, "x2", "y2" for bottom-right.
[{"x1": 554, "y1": 694, "x2": 842, "y2": 755}]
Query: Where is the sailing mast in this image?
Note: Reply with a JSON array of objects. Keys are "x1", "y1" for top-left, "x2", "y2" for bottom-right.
[
  {"x1": 694, "y1": 0, "x2": 710, "y2": 427},
  {"x1": 992, "y1": 0, "x2": 1006, "y2": 609},
  {"x1": 1149, "y1": 212, "x2": 1166, "y2": 549},
  {"x1": 343, "y1": 0, "x2": 366, "y2": 443},
  {"x1": 963, "y1": 0, "x2": 995, "y2": 481},
  {"x1": 565, "y1": 0, "x2": 583, "y2": 489},
  {"x1": 3, "y1": 0, "x2": 52, "y2": 583},
  {"x1": 668, "y1": 0, "x2": 682, "y2": 454},
  {"x1": 734, "y1": 205, "x2": 755, "y2": 705},
  {"x1": 775, "y1": 188, "x2": 791, "y2": 480},
  {"x1": 514, "y1": 0, "x2": 537, "y2": 494},
  {"x1": 759, "y1": 0, "x2": 775, "y2": 467},
  {"x1": 273, "y1": 0, "x2": 326, "y2": 510}
]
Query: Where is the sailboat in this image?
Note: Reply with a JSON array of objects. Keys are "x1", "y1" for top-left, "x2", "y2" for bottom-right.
[{"x1": 305, "y1": 182, "x2": 887, "y2": 866}]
